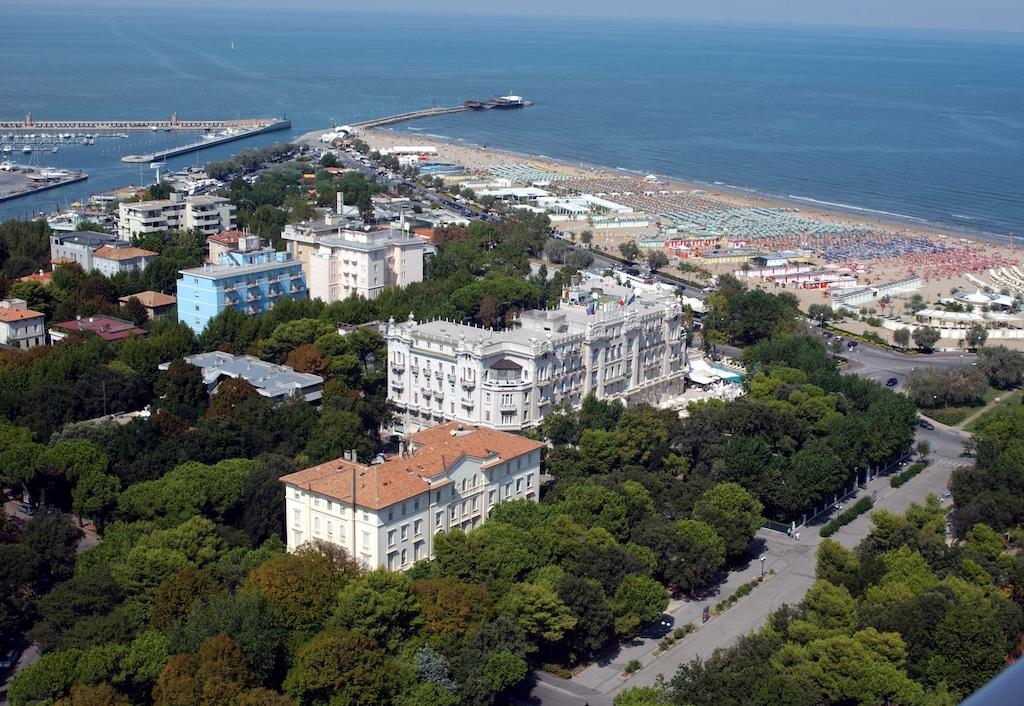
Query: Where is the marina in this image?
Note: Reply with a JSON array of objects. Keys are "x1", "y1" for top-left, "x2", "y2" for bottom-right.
[{"x1": 0, "y1": 113, "x2": 287, "y2": 132}]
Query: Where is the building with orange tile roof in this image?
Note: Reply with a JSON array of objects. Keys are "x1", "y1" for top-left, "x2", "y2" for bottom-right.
[
  {"x1": 280, "y1": 422, "x2": 543, "y2": 570},
  {"x1": 0, "y1": 299, "x2": 46, "y2": 349},
  {"x1": 118, "y1": 291, "x2": 178, "y2": 320},
  {"x1": 92, "y1": 245, "x2": 158, "y2": 277},
  {"x1": 16, "y1": 270, "x2": 54, "y2": 287}
]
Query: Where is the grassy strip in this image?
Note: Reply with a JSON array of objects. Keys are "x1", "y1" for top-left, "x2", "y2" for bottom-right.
[
  {"x1": 654, "y1": 623, "x2": 696, "y2": 654},
  {"x1": 714, "y1": 577, "x2": 764, "y2": 614},
  {"x1": 819, "y1": 496, "x2": 874, "y2": 538},
  {"x1": 823, "y1": 325, "x2": 911, "y2": 354},
  {"x1": 890, "y1": 461, "x2": 928, "y2": 488},
  {"x1": 919, "y1": 407, "x2": 972, "y2": 426}
]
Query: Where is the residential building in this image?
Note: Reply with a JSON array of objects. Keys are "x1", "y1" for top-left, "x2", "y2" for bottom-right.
[
  {"x1": 17, "y1": 270, "x2": 54, "y2": 287},
  {"x1": 207, "y1": 230, "x2": 263, "y2": 264},
  {"x1": 49, "y1": 315, "x2": 146, "y2": 343},
  {"x1": 91, "y1": 246, "x2": 158, "y2": 277},
  {"x1": 118, "y1": 193, "x2": 236, "y2": 240},
  {"x1": 118, "y1": 291, "x2": 177, "y2": 320},
  {"x1": 0, "y1": 299, "x2": 46, "y2": 349},
  {"x1": 383, "y1": 276, "x2": 686, "y2": 433},
  {"x1": 175, "y1": 247, "x2": 307, "y2": 334},
  {"x1": 305, "y1": 228, "x2": 425, "y2": 302},
  {"x1": 158, "y1": 352, "x2": 323, "y2": 404},
  {"x1": 50, "y1": 231, "x2": 127, "y2": 271},
  {"x1": 280, "y1": 422, "x2": 544, "y2": 570}
]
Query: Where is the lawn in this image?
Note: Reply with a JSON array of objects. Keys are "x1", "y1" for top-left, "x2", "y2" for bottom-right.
[
  {"x1": 919, "y1": 386, "x2": 1017, "y2": 428},
  {"x1": 964, "y1": 389, "x2": 1024, "y2": 433}
]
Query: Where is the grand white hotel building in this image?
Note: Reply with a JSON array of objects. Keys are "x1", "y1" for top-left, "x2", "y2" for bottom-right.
[{"x1": 382, "y1": 276, "x2": 687, "y2": 433}]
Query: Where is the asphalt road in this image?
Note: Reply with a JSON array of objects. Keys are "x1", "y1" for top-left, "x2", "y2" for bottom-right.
[{"x1": 519, "y1": 342, "x2": 970, "y2": 706}]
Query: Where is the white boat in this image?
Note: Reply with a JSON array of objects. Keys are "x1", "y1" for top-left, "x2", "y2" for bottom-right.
[
  {"x1": 0, "y1": 161, "x2": 17, "y2": 172},
  {"x1": 22, "y1": 145, "x2": 31, "y2": 154},
  {"x1": 52, "y1": 146, "x2": 58, "y2": 153},
  {"x1": 1, "y1": 145, "x2": 11, "y2": 154}
]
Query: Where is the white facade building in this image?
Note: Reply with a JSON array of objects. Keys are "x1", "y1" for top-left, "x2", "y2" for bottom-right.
[
  {"x1": 280, "y1": 422, "x2": 544, "y2": 570},
  {"x1": 0, "y1": 299, "x2": 46, "y2": 349},
  {"x1": 286, "y1": 225, "x2": 425, "y2": 302},
  {"x1": 383, "y1": 278, "x2": 687, "y2": 433},
  {"x1": 118, "y1": 193, "x2": 236, "y2": 240}
]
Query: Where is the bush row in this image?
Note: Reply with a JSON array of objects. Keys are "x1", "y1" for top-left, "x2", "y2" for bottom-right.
[
  {"x1": 890, "y1": 461, "x2": 929, "y2": 488},
  {"x1": 819, "y1": 496, "x2": 874, "y2": 538}
]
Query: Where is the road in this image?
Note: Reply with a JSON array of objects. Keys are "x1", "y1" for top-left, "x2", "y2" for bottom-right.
[{"x1": 519, "y1": 343, "x2": 970, "y2": 705}]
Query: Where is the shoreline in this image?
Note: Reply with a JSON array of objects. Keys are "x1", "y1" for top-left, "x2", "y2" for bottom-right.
[{"x1": 366, "y1": 126, "x2": 1016, "y2": 248}]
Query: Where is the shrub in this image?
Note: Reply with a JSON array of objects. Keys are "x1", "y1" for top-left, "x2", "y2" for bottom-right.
[
  {"x1": 624, "y1": 659, "x2": 642, "y2": 674},
  {"x1": 714, "y1": 577, "x2": 763, "y2": 613},
  {"x1": 819, "y1": 497, "x2": 874, "y2": 538},
  {"x1": 890, "y1": 461, "x2": 928, "y2": 488},
  {"x1": 673, "y1": 624, "x2": 695, "y2": 640}
]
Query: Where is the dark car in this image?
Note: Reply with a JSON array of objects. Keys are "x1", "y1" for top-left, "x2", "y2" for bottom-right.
[
  {"x1": 847, "y1": 340, "x2": 858, "y2": 349},
  {"x1": 918, "y1": 419, "x2": 936, "y2": 430},
  {"x1": 18, "y1": 503, "x2": 37, "y2": 516},
  {"x1": 0, "y1": 647, "x2": 19, "y2": 670},
  {"x1": 641, "y1": 613, "x2": 675, "y2": 638},
  {"x1": 886, "y1": 377, "x2": 899, "y2": 387},
  {"x1": 822, "y1": 331, "x2": 833, "y2": 339}
]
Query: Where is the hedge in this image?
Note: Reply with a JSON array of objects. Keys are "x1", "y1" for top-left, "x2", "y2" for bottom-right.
[
  {"x1": 890, "y1": 461, "x2": 928, "y2": 488},
  {"x1": 819, "y1": 496, "x2": 874, "y2": 538}
]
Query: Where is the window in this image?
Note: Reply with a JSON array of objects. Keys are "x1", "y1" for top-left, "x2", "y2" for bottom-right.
[
  {"x1": 461, "y1": 501, "x2": 468, "y2": 515},
  {"x1": 314, "y1": 516, "x2": 321, "y2": 533},
  {"x1": 362, "y1": 512, "x2": 369, "y2": 522},
  {"x1": 516, "y1": 478, "x2": 523, "y2": 493},
  {"x1": 388, "y1": 509, "x2": 393, "y2": 521},
  {"x1": 293, "y1": 509, "x2": 301, "y2": 526},
  {"x1": 401, "y1": 524, "x2": 409, "y2": 541},
  {"x1": 327, "y1": 521, "x2": 333, "y2": 539},
  {"x1": 401, "y1": 549, "x2": 408, "y2": 566},
  {"x1": 501, "y1": 412, "x2": 515, "y2": 425},
  {"x1": 505, "y1": 482, "x2": 512, "y2": 498},
  {"x1": 414, "y1": 519, "x2": 422, "y2": 537},
  {"x1": 488, "y1": 490, "x2": 496, "y2": 506},
  {"x1": 414, "y1": 499, "x2": 420, "y2": 511},
  {"x1": 339, "y1": 524, "x2": 346, "y2": 541},
  {"x1": 414, "y1": 542, "x2": 423, "y2": 561},
  {"x1": 461, "y1": 479, "x2": 467, "y2": 492},
  {"x1": 501, "y1": 393, "x2": 513, "y2": 406},
  {"x1": 293, "y1": 489, "x2": 300, "y2": 500},
  {"x1": 450, "y1": 506, "x2": 457, "y2": 520},
  {"x1": 527, "y1": 473, "x2": 534, "y2": 489},
  {"x1": 435, "y1": 510, "x2": 444, "y2": 529},
  {"x1": 313, "y1": 497, "x2": 320, "y2": 508},
  {"x1": 387, "y1": 529, "x2": 396, "y2": 548},
  {"x1": 471, "y1": 496, "x2": 478, "y2": 511}
]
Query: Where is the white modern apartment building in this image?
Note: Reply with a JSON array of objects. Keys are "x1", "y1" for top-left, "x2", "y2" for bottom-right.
[
  {"x1": 383, "y1": 277, "x2": 687, "y2": 433},
  {"x1": 284, "y1": 224, "x2": 425, "y2": 302},
  {"x1": 118, "y1": 193, "x2": 236, "y2": 240},
  {"x1": 280, "y1": 422, "x2": 543, "y2": 570}
]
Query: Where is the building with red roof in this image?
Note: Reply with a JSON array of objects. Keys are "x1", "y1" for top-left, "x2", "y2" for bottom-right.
[
  {"x1": 280, "y1": 422, "x2": 543, "y2": 570},
  {"x1": 49, "y1": 315, "x2": 146, "y2": 343}
]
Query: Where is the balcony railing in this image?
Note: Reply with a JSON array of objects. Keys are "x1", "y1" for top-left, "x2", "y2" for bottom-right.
[{"x1": 461, "y1": 379, "x2": 475, "y2": 390}]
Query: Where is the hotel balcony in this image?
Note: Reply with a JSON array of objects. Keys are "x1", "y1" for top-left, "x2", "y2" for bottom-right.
[
  {"x1": 434, "y1": 370, "x2": 443, "y2": 380},
  {"x1": 447, "y1": 373, "x2": 456, "y2": 383},
  {"x1": 461, "y1": 398, "x2": 474, "y2": 408},
  {"x1": 461, "y1": 379, "x2": 476, "y2": 390},
  {"x1": 421, "y1": 388, "x2": 432, "y2": 399},
  {"x1": 391, "y1": 361, "x2": 405, "y2": 373},
  {"x1": 391, "y1": 379, "x2": 404, "y2": 391}
]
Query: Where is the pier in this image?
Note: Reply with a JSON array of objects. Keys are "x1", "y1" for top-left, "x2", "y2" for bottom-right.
[
  {"x1": 0, "y1": 113, "x2": 287, "y2": 132},
  {"x1": 0, "y1": 168, "x2": 88, "y2": 204},
  {"x1": 348, "y1": 96, "x2": 532, "y2": 130},
  {"x1": 120, "y1": 119, "x2": 292, "y2": 163}
]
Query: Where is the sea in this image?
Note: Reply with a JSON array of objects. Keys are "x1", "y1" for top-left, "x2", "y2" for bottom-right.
[{"x1": 2, "y1": 7, "x2": 1023, "y2": 238}]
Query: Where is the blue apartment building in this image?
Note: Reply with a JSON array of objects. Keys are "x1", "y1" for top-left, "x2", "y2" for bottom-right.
[{"x1": 177, "y1": 248, "x2": 308, "y2": 334}]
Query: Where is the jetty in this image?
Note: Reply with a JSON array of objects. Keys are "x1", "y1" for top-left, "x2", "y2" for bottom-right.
[
  {"x1": 120, "y1": 119, "x2": 291, "y2": 163},
  {"x1": 349, "y1": 96, "x2": 532, "y2": 130},
  {"x1": 0, "y1": 113, "x2": 287, "y2": 132}
]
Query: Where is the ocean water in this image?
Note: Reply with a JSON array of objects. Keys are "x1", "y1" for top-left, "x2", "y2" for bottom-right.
[{"x1": 1, "y1": 8, "x2": 1022, "y2": 236}]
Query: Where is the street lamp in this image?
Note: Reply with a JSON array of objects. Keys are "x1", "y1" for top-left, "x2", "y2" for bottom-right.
[{"x1": 759, "y1": 555, "x2": 767, "y2": 578}]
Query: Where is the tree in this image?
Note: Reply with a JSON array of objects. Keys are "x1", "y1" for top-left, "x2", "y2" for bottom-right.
[
  {"x1": 556, "y1": 573, "x2": 614, "y2": 655},
  {"x1": 250, "y1": 546, "x2": 357, "y2": 633},
  {"x1": 693, "y1": 482, "x2": 764, "y2": 559},
  {"x1": 155, "y1": 360, "x2": 208, "y2": 421},
  {"x1": 121, "y1": 297, "x2": 150, "y2": 327},
  {"x1": 618, "y1": 240, "x2": 640, "y2": 262},
  {"x1": 412, "y1": 577, "x2": 494, "y2": 644},
  {"x1": 646, "y1": 250, "x2": 669, "y2": 271},
  {"x1": 916, "y1": 440, "x2": 931, "y2": 460},
  {"x1": 206, "y1": 378, "x2": 260, "y2": 418},
  {"x1": 611, "y1": 574, "x2": 668, "y2": 635},
  {"x1": 893, "y1": 327, "x2": 911, "y2": 349},
  {"x1": 965, "y1": 323, "x2": 988, "y2": 350},
  {"x1": 284, "y1": 629, "x2": 397, "y2": 706},
  {"x1": 496, "y1": 581, "x2": 576, "y2": 652},
  {"x1": 912, "y1": 326, "x2": 941, "y2": 352},
  {"x1": 150, "y1": 566, "x2": 220, "y2": 630},
  {"x1": 331, "y1": 569, "x2": 422, "y2": 652},
  {"x1": 580, "y1": 229, "x2": 593, "y2": 245},
  {"x1": 671, "y1": 519, "x2": 726, "y2": 593},
  {"x1": 977, "y1": 345, "x2": 1024, "y2": 389},
  {"x1": 319, "y1": 152, "x2": 338, "y2": 167}
]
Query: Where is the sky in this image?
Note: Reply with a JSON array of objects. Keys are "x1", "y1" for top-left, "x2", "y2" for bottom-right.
[{"x1": 14, "y1": 0, "x2": 1024, "y2": 33}]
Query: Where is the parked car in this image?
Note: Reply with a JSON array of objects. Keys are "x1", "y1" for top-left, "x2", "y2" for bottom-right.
[
  {"x1": 18, "y1": 503, "x2": 37, "y2": 516},
  {"x1": 847, "y1": 340, "x2": 858, "y2": 349},
  {"x1": 918, "y1": 419, "x2": 936, "y2": 430},
  {"x1": 886, "y1": 377, "x2": 899, "y2": 387},
  {"x1": 0, "y1": 647, "x2": 19, "y2": 670}
]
